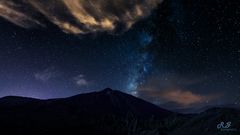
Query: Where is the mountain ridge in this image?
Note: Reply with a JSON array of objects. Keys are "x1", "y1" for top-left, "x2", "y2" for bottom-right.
[{"x1": 0, "y1": 88, "x2": 239, "y2": 135}]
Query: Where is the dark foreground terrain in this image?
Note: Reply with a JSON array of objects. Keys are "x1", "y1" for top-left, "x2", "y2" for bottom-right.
[{"x1": 0, "y1": 88, "x2": 239, "y2": 135}]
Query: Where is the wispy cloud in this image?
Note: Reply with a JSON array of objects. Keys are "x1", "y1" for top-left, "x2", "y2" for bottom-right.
[
  {"x1": 161, "y1": 89, "x2": 210, "y2": 106},
  {"x1": 0, "y1": 0, "x2": 162, "y2": 34},
  {"x1": 137, "y1": 75, "x2": 222, "y2": 107},
  {"x1": 138, "y1": 88, "x2": 221, "y2": 107},
  {"x1": 74, "y1": 74, "x2": 89, "y2": 87},
  {"x1": 34, "y1": 67, "x2": 58, "y2": 82}
]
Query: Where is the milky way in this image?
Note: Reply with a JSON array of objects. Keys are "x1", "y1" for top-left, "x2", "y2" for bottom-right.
[{"x1": 0, "y1": 0, "x2": 239, "y2": 111}]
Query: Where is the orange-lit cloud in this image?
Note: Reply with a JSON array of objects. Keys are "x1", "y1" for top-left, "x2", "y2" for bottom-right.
[
  {"x1": 136, "y1": 75, "x2": 222, "y2": 107},
  {"x1": 138, "y1": 88, "x2": 221, "y2": 107},
  {"x1": 161, "y1": 90, "x2": 209, "y2": 106},
  {"x1": 0, "y1": 0, "x2": 162, "y2": 34}
]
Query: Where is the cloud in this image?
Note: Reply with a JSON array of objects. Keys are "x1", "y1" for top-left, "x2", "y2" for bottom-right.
[
  {"x1": 136, "y1": 75, "x2": 222, "y2": 107},
  {"x1": 74, "y1": 74, "x2": 89, "y2": 87},
  {"x1": 138, "y1": 88, "x2": 221, "y2": 107},
  {"x1": 0, "y1": 1, "x2": 46, "y2": 28},
  {"x1": 0, "y1": 0, "x2": 162, "y2": 34},
  {"x1": 34, "y1": 67, "x2": 58, "y2": 82},
  {"x1": 161, "y1": 90, "x2": 207, "y2": 106}
]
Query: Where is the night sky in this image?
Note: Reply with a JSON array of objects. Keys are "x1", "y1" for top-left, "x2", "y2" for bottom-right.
[{"x1": 0, "y1": 0, "x2": 239, "y2": 110}]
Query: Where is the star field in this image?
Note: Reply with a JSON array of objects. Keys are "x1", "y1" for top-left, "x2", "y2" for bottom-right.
[{"x1": 0, "y1": 0, "x2": 239, "y2": 110}]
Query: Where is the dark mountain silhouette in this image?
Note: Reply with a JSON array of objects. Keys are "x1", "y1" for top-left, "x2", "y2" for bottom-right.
[
  {"x1": 171, "y1": 107, "x2": 240, "y2": 135},
  {"x1": 0, "y1": 96, "x2": 41, "y2": 106},
  {"x1": 171, "y1": 104, "x2": 240, "y2": 114},
  {"x1": 0, "y1": 88, "x2": 173, "y2": 135},
  {"x1": 0, "y1": 88, "x2": 239, "y2": 135},
  {"x1": 193, "y1": 104, "x2": 240, "y2": 113},
  {"x1": 60, "y1": 88, "x2": 172, "y2": 117}
]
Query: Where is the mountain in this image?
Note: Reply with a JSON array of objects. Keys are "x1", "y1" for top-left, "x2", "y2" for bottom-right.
[
  {"x1": 0, "y1": 88, "x2": 173, "y2": 135},
  {"x1": 170, "y1": 107, "x2": 240, "y2": 135},
  {"x1": 0, "y1": 96, "x2": 41, "y2": 106},
  {"x1": 174, "y1": 104, "x2": 240, "y2": 114},
  {"x1": 61, "y1": 88, "x2": 172, "y2": 117},
  {"x1": 0, "y1": 88, "x2": 239, "y2": 135}
]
